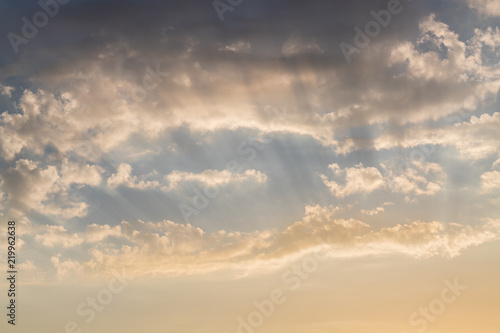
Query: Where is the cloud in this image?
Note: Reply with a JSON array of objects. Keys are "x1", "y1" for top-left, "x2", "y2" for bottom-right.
[
  {"x1": 73, "y1": 219, "x2": 275, "y2": 278},
  {"x1": 388, "y1": 14, "x2": 500, "y2": 87},
  {"x1": 0, "y1": 87, "x2": 141, "y2": 161},
  {"x1": 282, "y1": 32, "x2": 324, "y2": 56},
  {"x1": 374, "y1": 112, "x2": 500, "y2": 160},
  {"x1": 0, "y1": 159, "x2": 103, "y2": 217},
  {"x1": 16, "y1": 259, "x2": 45, "y2": 284},
  {"x1": 60, "y1": 160, "x2": 103, "y2": 187},
  {"x1": 360, "y1": 219, "x2": 500, "y2": 258},
  {"x1": 164, "y1": 169, "x2": 267, "y2": 191},
  {"x1": 467, "y1": 0, "x2": 500, "y2": 16},
  {"x1": 15, "y1": 220, "x2": 122, "y2": 245},
  {"x1": 382, "y1": 160, "x2": 446, "y2": 200},
  {"x1": 85, "y1": 224, "x2": 123, "y2": 242},
  {"x1": 321, "y1": 163, "x2": 385, "y2": 197},
  {"x1": 361, "y1": 207, "x2": 385, "y2": 216},
  {"x1": 481, "y1": 170, "x2": 500, "y2": 192},
  {"x1": 107, "y1": 163, "x2": 159, "y2": 189},
  {"x1": 0, "y1": 84, "x2": 14, "y2": 97},
  {"x1": 0, "y1": 90, "x2": 82, "y2": 160},
  {"x1": 273, "y1": 206, "x2": 500, "y2": 259},
  {"x1": 1, "y1": 2, "x2": 499, "y2": 286},
  {"x1": 221, "y1": 40, "x2": 252, "y2": 53},
  {"x1": 389, "y1": 14, "x2": 470, "y2": 81},
  {"x1": 34, "y1": 205, "x2": 500, "y2": 281},
  {"x1": 1, "y1": 14, "x2": 498, "y2": 163},
  {"x1": 493, "y1": 158, "x2": 500, "y2": 169},
  {"x1": 0, "y1": 160, "x2": 57, "y2": 213},
  {"x1": 106, "y1": 165, "x2": 267, "y2": 192},
  {"x1": 18, "y1": 260, "x2": 37, "y2": 271},
  {"x1": 34, "y1": 225, "x2": 84, "y2": 248},
  {"x1": 51, "y1": 254, "x2": 84, "y2": 279},
  {"x1": 334, "y1": 14, "x2": 500, "y2": 126}
]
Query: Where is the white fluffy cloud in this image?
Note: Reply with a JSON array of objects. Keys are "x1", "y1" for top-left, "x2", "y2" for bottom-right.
[
  {"x1": 320, "y1": 160, "x2": 445, "y2": 200},
  {"x1": 35, "y1": 225, "x2": 84, "y2": 248},
  {"x1": 493, "y1": 158, "x2": 500, "y2": 168},
  {"x1": 275, "y1": 206, "x2": 500, "y2": 259},
  {"x1": 321, "y1": 163, "x2": 385, "y2": 197},
  {"x1": 0, "y1": 87, "x2": 143, "y2": 162},
  {"x1": 60, "y1": 160, "x2": 103, "y2": 187},
  {"x1": 383, "y1": 160, "x2": 446, "y2": 200},
  {"x1": 107, "y1": 163, "x2": 159, "y2": 189},
  {"x1": 164, "y1": 169, "x2": 267, "y2": 191},
  {"x1": 85, "y1": 224, "x2": 123, "y2": 242},
  {"x1": 375, "y1": 112, "x2": 500, "y2": 160},
  {"x1": 0, "y1": 159, "x2": 103, "y2": 217},
  {"x1": 38, "y1": 205, "x2": 500, "y2": 280},
  {"x1": 106, "y1": 165, "x2": 267, "y2": 191},
  {"x1": 389, "y1": 14, "x2": 500, "y2": 85},
  {"x1": 0, "y1": 90, "x2": 81, "y2": 160},
  {"x1": 390, "y1": 15, "x2": 470, "y2": 81},
  {"x1": 361, "y1": 207, "x2": 385, "y2": 216},
  {"x1": 51, "y1": 255, "x2": 84, "y2": 279},
  {"x1": 481, "y1": 170, "x2": 500, "y2": 191},
  {"x1": 1, "y1": 159, "x2": 58, "y2": 210}
]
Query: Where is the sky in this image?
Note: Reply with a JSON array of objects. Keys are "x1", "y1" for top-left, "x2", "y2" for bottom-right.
[{"x1": 0, "y1": 0, "x2": 499, "y2": 332}]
